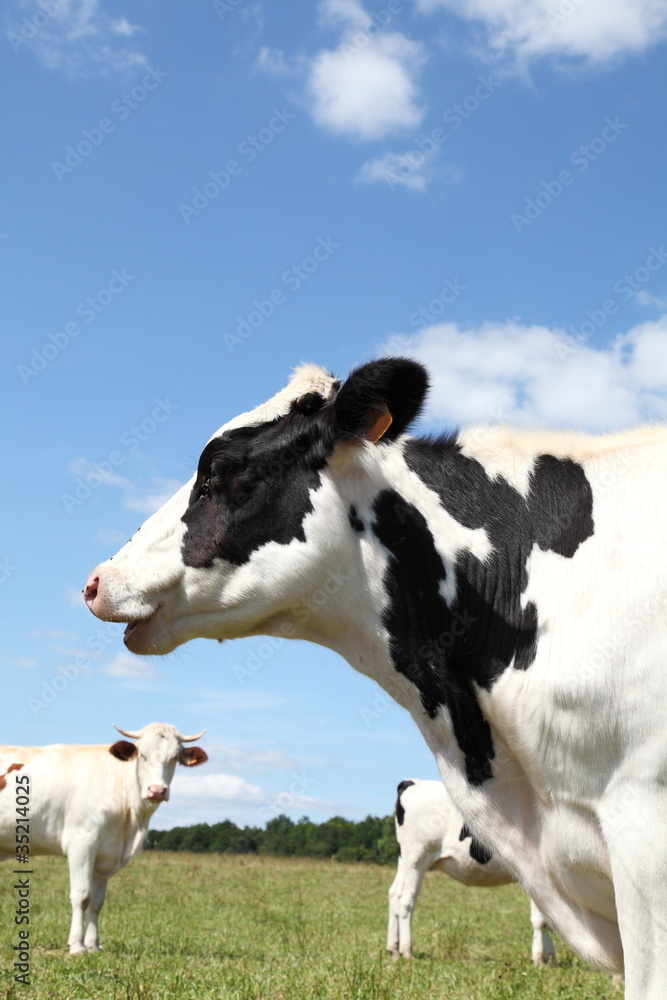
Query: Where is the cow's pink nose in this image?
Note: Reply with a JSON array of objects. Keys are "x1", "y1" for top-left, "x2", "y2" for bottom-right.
[
  {"x1": 147, "y1": 785, "x2": 167, "y2": 801},
  {"x1": 83, "y1": 574, "x2": 99, "y2": 609}
]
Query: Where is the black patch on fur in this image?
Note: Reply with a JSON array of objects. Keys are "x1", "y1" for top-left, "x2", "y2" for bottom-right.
[
  {"x1": 181, "y1": 413, "x2": 335, "y2": 568},
  {"x1": 459, "y1": 823, "x2": 492, "y2": 864},
  {"x1": 372, "y1": 491, "x2": 496, "y2": 785},
  {"x1": 348, "y1": 505, "x2": 364, "y2": 534},
  {"x1": 181, "y1": 360, "x2": 428, "y2": 569},
  {"x1": 403, "y1": 440, "x2": 593, "y2": 678},
  {"x1": 469, "y1": 838, "x2": 492, "y2": 865},
  {"x1": 370, "y1": 441, "x2": 594, "y2": 783},
  {"x1": 395, "y1": 779, "x2": 415, "y2": 825}
]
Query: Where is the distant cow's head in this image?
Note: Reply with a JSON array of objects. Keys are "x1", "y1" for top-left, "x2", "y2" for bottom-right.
[
  {"x1": 109, "y1": 722, "x2": 208, "y2": 802},
  {"x1": 84, "y1": 360, "x2": 428, "y2": 658}
]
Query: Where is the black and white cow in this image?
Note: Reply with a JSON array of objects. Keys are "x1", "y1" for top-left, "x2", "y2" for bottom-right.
[
  {"x1": 84, "y1": 359, "x2": 667, "y2": 999},
  {"x1": 388, "y1": 778, "x2": 554, "y2": 964}
]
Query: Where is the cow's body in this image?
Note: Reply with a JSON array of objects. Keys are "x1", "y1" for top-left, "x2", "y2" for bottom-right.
[
  {"x1": 0, "y1": 723, "x2": 207, "y2": 953},
  {"x1": 84, "y1": 360, "x2": 667, "y2": 998},
  {"x1": 388, "y1": 778, "x2": 554, "y2": 964}
]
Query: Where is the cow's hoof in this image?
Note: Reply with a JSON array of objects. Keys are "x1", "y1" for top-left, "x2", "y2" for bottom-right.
[
  {"x1": 85, "y1": 944, "x2": 102, "y2": 954},
  {"x1": 68, "y1": 944, "x2": 86, "y2": 956},
  {"x1": 386, "y1": 948, "x2": 399, "y2": 960}
]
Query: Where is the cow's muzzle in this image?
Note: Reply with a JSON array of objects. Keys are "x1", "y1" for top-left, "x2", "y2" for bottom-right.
[
  {"x1": 145, "y1": 785, "x2": 168, "y2": 802},
  {"x1": 83, "y1": 566, "x2": 159, "y2": 628}
]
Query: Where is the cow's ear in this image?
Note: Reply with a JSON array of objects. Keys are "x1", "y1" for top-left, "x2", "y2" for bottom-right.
[
  {"x1": 181, "y1": 746, "x2": 208, "y2": 767},
  {"x1": 332, "y1": 359, "x2": 428, "y2": 444},
  {"x1": 109, "y1": 740, "x2": 137, "y2": 761}
]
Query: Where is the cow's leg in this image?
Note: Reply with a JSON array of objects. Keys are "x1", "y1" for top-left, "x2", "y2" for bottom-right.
[
  {"x1": 602, "y1": 789, "x2": 667, "y2": 1000},
  {"x1": 83, "y1": 874, "x2": 108, "y2": 953},
  {"x1": 387, "y1": 865, "x2": 402, "y2": 957},
  {"x1": 529, "y1": 896, "x2": 555, "y2": 965},
  {"x1": 394, "y1": 857, "x2": 429, "y2": 958},
  {"x1": 66, "y1": 846, "x2": 95, "y2": 955}
]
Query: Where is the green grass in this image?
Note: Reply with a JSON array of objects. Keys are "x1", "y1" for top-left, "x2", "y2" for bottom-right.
[{"x1": 0, "y1": 853, "x2": 621, "y2": 999}]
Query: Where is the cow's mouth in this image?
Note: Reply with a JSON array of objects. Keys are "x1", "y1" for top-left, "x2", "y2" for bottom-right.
[{"x1": 123, "y1": 605, "x2": 163, "y2": 654}]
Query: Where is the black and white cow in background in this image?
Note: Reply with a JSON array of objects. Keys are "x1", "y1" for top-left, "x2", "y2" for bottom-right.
[
  {"x1": 84, "y1": 359, "x2": 667, "y2": 999},
  {"x1": 388, "y1": 778, "x2": 554, "y2": 964}
]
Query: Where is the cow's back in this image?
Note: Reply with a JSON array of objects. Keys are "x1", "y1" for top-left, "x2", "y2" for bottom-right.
[{"x1": 0, "y1": 745, "x2": 124, "y2": 858}]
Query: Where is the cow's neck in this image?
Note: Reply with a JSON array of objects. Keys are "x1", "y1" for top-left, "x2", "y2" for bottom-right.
[
  {"x1": 324, "y1": 437, "x2": 544, "y2": 785},
  {"x1": 124, "y1": 781, "x2": 160, "y2": 830}
]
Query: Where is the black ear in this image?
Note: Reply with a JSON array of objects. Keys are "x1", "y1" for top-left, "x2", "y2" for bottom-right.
[
  {"x1": 332, "y1": 359, "x2": 428, "y2": 443},
  {"x1": 109, "y1": 740, "x2": 137, "y2": 761}
]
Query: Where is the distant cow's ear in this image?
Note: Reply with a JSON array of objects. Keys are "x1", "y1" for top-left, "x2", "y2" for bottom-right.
[
  {"x1": 332, "y1": 359, "x2": 429, "y2": 444},
  {"x1": 109, "y1": 740, "x2": 137, "y2": 761},
  {"x1": 181, "y1": 746, "x2": 208, "y2": 767}
]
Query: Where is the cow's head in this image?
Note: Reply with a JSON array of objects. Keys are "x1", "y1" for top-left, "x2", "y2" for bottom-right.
[
  {"x1": 109, "y1": 722, "x2": 208, "y2": 802},
  {"x1": 84, "y1": 359, "x2": 428, "y2": 658}
]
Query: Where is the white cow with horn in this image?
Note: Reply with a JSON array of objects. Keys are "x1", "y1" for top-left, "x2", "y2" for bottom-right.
[{"x1": 0, "y1": 722, "x2": 208, "y2": 954}]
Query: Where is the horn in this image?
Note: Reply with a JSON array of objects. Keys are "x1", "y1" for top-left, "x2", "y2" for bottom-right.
[
  {"x1": 178, "y1": 728, "x2": 207, "y2": 743},
  {"x1": 112, "y1": 723, "x2": 141, "y2": 739}
]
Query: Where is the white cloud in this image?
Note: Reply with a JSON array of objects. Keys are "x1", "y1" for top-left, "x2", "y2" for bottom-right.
[
  {"x1": 5, "y1": 656, "x2": 37, "y2": 669},
  {"x1": 185, "y1": 691, "x2": 288, "y2": 714},
  {"x1": 6, "y1": 0, "x2": 148, "y2": 77},
  {"x1": 415, "y1": 0, "x2": 667, "y2": 66},
  {"x1": 68, "y1": 457, "x2": 131, "y2": 489},
  {"x1": 383, "y1": 316, "x2": 667, "y2": 431},
  {"x1": 635, "y1": 289, "x2": 667, "y2": 309},
  {"x1": 163, "y1": 771, "x2": 325, "y2": 828},
  {"x1": 170, "y1": 772, "x2": 266, "y2": 804},
  {"x1": 309, "y1": 32, "x2": 425, "y2": 140},
  {"x1": 319, "y1": 0, "x2": 372, "y2": 30},
  {"x1": 305, "y1": 0, "x2": 426, "y2": 140},
  {"x1": 108, "y1": 16, "x2": 141, "y2": 38},
  {"x1": 208, "y1": 745, "x2": 300, "y2": 774},
  {"x1": 254, "y1": 1, "x2": 426, "y2": 143},
  {"x1": 255, "y1": 46, "x2": 297, "y2": 75},
  {"x1": 122, "y1": 477, "x2": 183, "y2": 515},
  {"x1": 65, "y1": 457, "x2": 181, "y2": 516},
  {"x1": 356, "y1": 148, "x2": 438, "y2": 191},
  {"x1": 241, "y1": 1, "x2": 264, "y2": 31},
  {"x1": 101, "y1": 651, "x2": 159, "y2": 680}
]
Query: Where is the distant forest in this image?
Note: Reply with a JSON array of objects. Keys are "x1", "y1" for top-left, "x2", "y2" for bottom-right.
[{"x1": 146, "y1": 813, "x2": 399, "y2": 864}]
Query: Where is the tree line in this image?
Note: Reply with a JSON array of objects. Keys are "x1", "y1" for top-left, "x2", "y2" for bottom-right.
[{"x1": 145, "y1": 813, "x2": 398, "y2": 864}]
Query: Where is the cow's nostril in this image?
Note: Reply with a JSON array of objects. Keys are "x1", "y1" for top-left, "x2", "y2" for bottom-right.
[{"x1": 84, "y1": 575, "x2": 99, "y2": 608}]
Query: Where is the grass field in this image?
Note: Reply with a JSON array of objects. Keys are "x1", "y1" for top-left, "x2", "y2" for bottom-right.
[{"x1": 0, "y1": 852, "x2": 621, "y2": 999}]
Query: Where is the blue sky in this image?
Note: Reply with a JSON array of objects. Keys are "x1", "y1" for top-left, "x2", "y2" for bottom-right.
[{"x1": 2, "y1": 0, "x2": 666, "y2": 830}]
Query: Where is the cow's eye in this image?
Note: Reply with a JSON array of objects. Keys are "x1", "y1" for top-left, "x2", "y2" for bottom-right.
[
  {"x1": 202, "y1": 459, "x2": 242, "y2": 491},
  {"x1": 209, "y1": 460, "x2": 228, "y2": 484}
]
